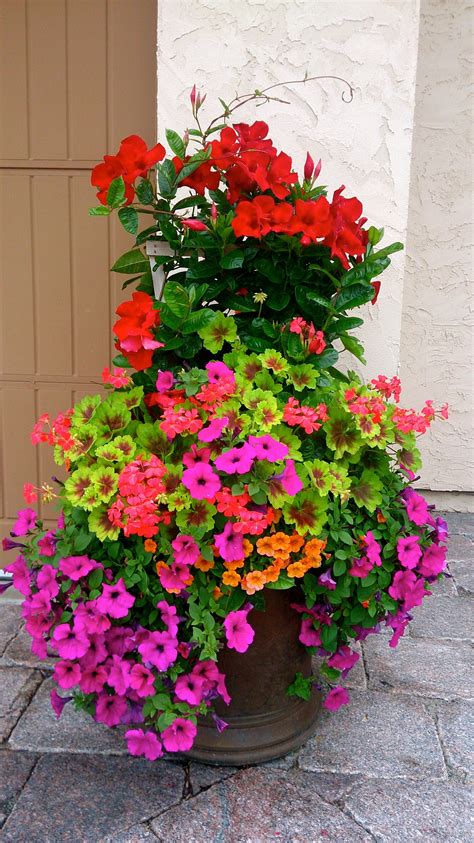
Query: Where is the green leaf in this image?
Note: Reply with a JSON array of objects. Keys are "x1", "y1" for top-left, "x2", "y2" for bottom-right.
[
  {"x1": 88, "y1": 568, "x2": 103, "y2": 590},
  {"x1": 333, "y1": 557, "x2": 347, "y2": 576},
  {"x1": 107, "y1": 176, "x2": 126, "y2": 208},
  {"x1": 220, "y1": 250, "x2": 245, "y2": 269},
  {"x1": 176, "y1": 149, "x2": 212, "y2": 184},
  {"x1": 368, "y1": 242, "x2": 403, "y2": 261},
  {"x1": 295, "y1": 285, "x2": 332, "y2": 309},
  {"x1": 310, "y1": 348, "x2": 339, "y2": 369},
  {"x1": 135, "y1": 179, "x2": 155, "y2": 204},
  {"x1": 163, "y1": 281, "x2": 190, "y2": 319},
  {"x1": 336, "y1": 283, "x2": 375, "y2": 311},
  {"x1": 287, "y1": 672, "x2": 313, "y2": 701},
  {"x1": 74, "y1": 532, "x2": 93, "y2": 552},
  {"x1": 118, "y1": 206, "x2": 139, "y2": 235},
  {"x1": 165, "y1": 128, "x2": 186, "y2": 159},
  {"x1": 158, "y1": 159, "x2": 177, "y2": 197},
  {"x1": 181, "y1": 308, "x2": 215, "y2": 334},
  {"x1": 89, "y1": 206, "x2": 111, "y2": 216},
  {"x1": 341, "y1": 334, "x2": 366, "y2": 364},
  {"x1": 172, "y1": 195, "x2": 208, "y2": 212},
  {"x1": 111, "y1": 248, "x2": 149, "y2": 274}
]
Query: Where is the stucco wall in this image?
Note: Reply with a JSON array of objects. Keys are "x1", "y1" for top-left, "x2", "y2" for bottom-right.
[
  {"x1": 157, "y1": 0, "x2": 420, "y2": 378},
  {"x1": 400, "y1": 0, "x2": 474, "y2": 494}
]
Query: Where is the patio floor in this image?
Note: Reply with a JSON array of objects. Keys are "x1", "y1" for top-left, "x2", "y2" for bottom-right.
[{"x1": 0, "y1": 513, "x2": 473, "y2": 842}]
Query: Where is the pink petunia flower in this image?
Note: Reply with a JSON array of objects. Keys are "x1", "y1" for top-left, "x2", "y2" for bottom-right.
[
  {"x1": 36, "y1": 565, "x2": 59, "y2": 599},
  {"x1": 323, "y1": 686, "x2": 350, "y2": 711},
  {"x1": 50, "y1": 689, "x2": 72, "y2": 719},
  {"x1": 130, "y1": 663, "x2": 156, "y2": 697},
  {"x1": 172, "y1": 534, "x2": 200, "y2": 566},
  {"x1": 363, "y1": 532, "x2": 382, "y2": 567},
  {"x1": 327, "y1": 646, "x2": 360, "y2": 674},
  {"x1": 80, "y1": 664, "x2": 108, "y2": 694},
  {"x1": 182, "y1": 463, "x2": 221, "y2": 500},
  {"x1": 198, "y1": 416, "x2": 229, "y2": 443},
  {"x1": 214, "y1": 443, "x2": 256, "y2": 475},
  {"x1": 174, "y1": 673, "x2": 206, "y2": 706},
  {"x1": 299, "y1": 617, "x2": 322, "y2": 647},
  {"x1": 59, "y1": 556, "x2": 100, "y2": 581},
  {"x1": 107, "y1": 654, "x2": 131, "y2": 695},
  {"x1": 397, "y1": 535, "x2": 422, "y2": 569},
  {"x1": 248, "y1": 435, "x2": 289, "y2": 462},
  {"x1": 158, "y1": 561, "x2": 192, "y2": 593},
  {"x1": 38, "y1": 531, "x2": 57, "y2": 557},
  {"x1": 182, "y1": 444, "x2": 211, "y2": 469},
  {"x1": 161, "y1": 718, "x2": 197, "y2": 753},
  {"x1": 418, "y1": 544, "x2": 447, "y2": 577},
  {"x1": 155, "y1": 370, "x2": 175, "y2": 392},
  {"x1": 138, "y1": 631, "x2": 178, "y2": 671},
  {"x1": 224, "y1": 608, "x2": 255, "y2": 653},
  {"x1": 95, "y1": 693, "x2": 128, "y2": 727},
  {"x1": 74, "y1": 602, "x2": 111, "y2": 635},
  {"x1": 78, "y1": 632, "x2": 107, "y2": 669},
  {"x1": 3, "y1": 555, "x2": 31, "y2": 596},
  {"x1": 11, "y1": 508, "x2": 37, "y2": 537},
  {"x1": 53, "y1": 660, "x2": 82, "y2": 689},
  {"x1": 95, "y1": 578, "x2": 135, "y2": 619},
  {"x1": 214, "y1": 522, "x2": 244, "y2": 562},
  {"x1": 348, "y1": 556, "x2": 373, "y2": 578},
  {"x1": 157, "y1": 600, "x2": 180, "y2": 636},
  {"x1": 52, "y1": 624, "x2": 90, "y2": 660},
  {"x1": 318, "y1": 570, "x2": 337, "y2": 590},
  {"x1": 403, "y1": 489, "x2": 430, "y2": 526},
  {"x1": 273, "y1": 459, "x2": 303, "y2": 496},
  {"x1": 389, "y1": 570, "x2": 427, "y2": 611},
  {"x1": 125, "y1": 728, "x2": 163, "y2": 760},
  {"x1": 206, "y1": 361, "x2": 235, "y2": 385}
]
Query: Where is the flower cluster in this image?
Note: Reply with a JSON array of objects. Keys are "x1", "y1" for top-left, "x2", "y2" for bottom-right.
[{"x1": 2, "y1": 89, "x2": 449, "y2": 758}]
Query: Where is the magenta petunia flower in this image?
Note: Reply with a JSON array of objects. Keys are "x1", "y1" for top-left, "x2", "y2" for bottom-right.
[
  {"x1": 158, "y1": 561, "x2": 192, "y2": 593},
  {"x1": 52, "y1": 623, "x2": 90, "y2": 660},
  {"x1": 198, "y1": 416, "x2": 229, "y2": 443},
  {"x1": 157, "y1": 600, "x2": 179, "y2": 635},
  {"x1": 130, "y1": 663, "x2": 156, "y2": 698},
  {"x1": 318, "y1": 570, "x2": 337, "y2": 590},
  {"x1": 174, "y1": 673, "x2": 206, "y2": 706},
  {"x1": 74, "y1": 602, "x2": 111, "y2": 635},
  {"x1": 95, "y1": 693, "x2": 128, "y2": 727},
  {"x1": 36, "y1": 564, "x2": 59, "y2": 599},
  {"x1": 172, "y1": 534, "x2": 200, "y2": 566},
  {"x1": 299, "y1": 617, "x2": 322, "y2": 647},
  {"x1": 78, "y1": 632, "x2": 107, "y2": 669},
  {"x1": 161, "y1": 718, "x2": 197, "y2": 753},
  {"x1": 327, "y1": 646, "x2": 360, "y2": 673},
  {"x1": 348, "y1": 556, "x2": 373, "y2": 578},
  {"x1": 126, "y1": 728, "x2": 163, "y2": 760},
  {"x1": 206, "y1": 361, "x2": 235, "y2": 384},
  {"x1": 397, "y1": 535, "x2": 422, "y2": 569},
  {"x1": 389, "y1": 570, "x2": 427, "y2": 611},
  {"x1": 50, "y1": 689, "x2": 72, "y2": 719},
  {"x1": 80, "y1": 664, "x2": 108, "y2": 694},
  {"x1": 214, "y1": 522, "x2": 244, "y2": 562},
  {"x1": 138, "y1": 631, "x2": 178, "y2": 671},
  {"x1": 155, "y1": 370, "x2": 175, "y2": 392},
  {"x1": 273, "y1": 459, "x2": 303, "y2": 496},
  {"x1": 224, "y1": 608, "x2": 255, "y2": 653},
  {"x1": 59, "y1": 555, "x2": 100, "y2": 581},
  {"x1": 418, "y1": 544, "x2": 447, "y2": 577},
  {"x1": 323, "y1": 686, "x2": 350, "y2": 711},
  {"x1": 182, "y1": 462, "x2": 221, "y2": 500},
  {"x1": 214, "y1": 443, "x2": 255, "y2": 475},
  {"x1": 364, "y1": 532, "x2": 382, "y2": 566},
  {"x1": 38, "y1": 531, "x2": 57, "y2": 557},
  {"x1": 53, "y1": 660, "x2": 82, "y2": 689},
  {"x1": 2, "y1": 537, "x2": 25, "y2": 551},
  {"x1": 4, "y1": 555, "x2": 31, "y2": 596},
  {"x1": 95, "y1": 578, "x2": 135, "y2": 619},
  {"x1": 403, "y1": 489, "x2": 430, "y2": 526},
  {"x1": 11, "y1": 508, "x2": 37, "y2": 537},
  {"x1": 107, "y1": 654, "x2": 131, "y2": 695},
  {"x1": 182, "y1": 444, "x2": 211, "y2": 469},
  {"x1": 248, "y1": 434, "x2": 289, "y2": 462}
]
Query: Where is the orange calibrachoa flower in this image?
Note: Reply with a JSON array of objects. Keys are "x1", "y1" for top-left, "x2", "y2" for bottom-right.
[
  {"x1": 288, "y1": 533, "x2": 305, "y2": 553},
  {"x1": 304, "y1": 538, "x2": 326, "y2": 562},
  {"x1": 144, "y1": 539, "x2": 157, "y2": 553},
  {"x1": 212, "y1": 586, "x2": 223, "y2": 600},
  {"x1": 241, "y1": 570, "x2": 267, "y2": 594},
  {"x1": 222, "y1": 570, "x2": 241, "y2": 587},
  {"x1": 256, "y1": 531, "x2": 292, "y2": 559},
  {"x1": 223, "y1": 559, "x2": 245, "y2": 571},
  {"x1": 287, "y1": 560, "x2": 308, "y2": 578},
  {"x1": 194, "y1": 556, "x2": 215, "y2": 572}
]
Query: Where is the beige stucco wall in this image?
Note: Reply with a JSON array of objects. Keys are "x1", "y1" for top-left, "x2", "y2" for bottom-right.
[
  {"x1": 400, "y1": 0, "x2": 474, "y2": 496},
  {"x1": 156, "y1": 0, "x2": 473, "y2": 502}
]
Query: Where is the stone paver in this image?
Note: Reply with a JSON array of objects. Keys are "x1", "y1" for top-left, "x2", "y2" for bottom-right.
[
  {"x1": 363, "y1": 635, "x2": 474, "y2": 700},
  {"x1": 1, "y1": 753, "x2": 184, "y2": 843},
  {"x1": 437, "y1": 701, "x2": 474, "y2": 780},
  {"x1": 299, "y1": 690, "x2": 446, "y2": 780},
  {"x1": 343, "y1": 778, "x2": 474, "y2": 843},
  {"x1": 409, "y1": 595, "x2": 473, "y2": 641},
  {"x1": 1, "y1": 624, "x2": 55, "y2": 670},
  {"x1": 450, "y1": 559, "x2": 474, "y2": 596},
  {"x1": 444, "y1": 512, "x2": 474, "y2": 537},
  {"x1": 150, "y1": 768, "x2": 372, "y2": 843},
  {"x1": 0, "y1": 606, "x2": 22, "y2": 657},
  {"x1": 313, "y1": 641, "x2": 367, "y2": 690},
  {"x1": 0, "y1": 750, "x2": 37, "y2": 820},
  {"x1": 0, "y1": 668, "x2": 42, "y2": 742},
  {"x1": 9, "y1": 677, "x2": 127, "y2": 755},
  {"x1": 104, "y1": 826, "x2": 158, "y2": 843}
]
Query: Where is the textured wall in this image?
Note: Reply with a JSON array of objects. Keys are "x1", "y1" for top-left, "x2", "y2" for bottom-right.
[
  {"x1": 157, "y1": 0, "x2": 420, "y2": 377},
  {"x1": 400, "y1": 0, "x2": 473, "y2": 493}
]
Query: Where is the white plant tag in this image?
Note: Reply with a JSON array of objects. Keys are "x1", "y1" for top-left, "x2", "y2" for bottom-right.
[{"x1": 146, "y1": 240, "x2": 174, "y2": 299}]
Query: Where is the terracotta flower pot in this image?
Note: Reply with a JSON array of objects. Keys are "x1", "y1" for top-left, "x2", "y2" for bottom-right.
[{"x1": 186, "y1": 588, "x2": 321, "y2": 766}]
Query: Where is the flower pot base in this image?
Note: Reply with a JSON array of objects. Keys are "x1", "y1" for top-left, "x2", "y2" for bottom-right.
[{"x1": 186, "y1": 691, "x2": 321, "y2": 766}]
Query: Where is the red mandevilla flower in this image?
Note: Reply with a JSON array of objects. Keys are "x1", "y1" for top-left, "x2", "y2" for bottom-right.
[{"x1": 113, "y1": 291, "x2": 163, "y2": 371}]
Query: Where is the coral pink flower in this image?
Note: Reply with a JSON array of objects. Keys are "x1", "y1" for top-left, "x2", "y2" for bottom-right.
[
  {"x1": 182, "y1": 462, "x2": 221, "y2": 500},
  {"x1": 161, "y1": 718, "x2": 197, "y2": 752},
  {"x1": 323, "y1": 686, "x2": 350, "y2": 711},
  {"x1": 172, "y1": 534, "x2": 200, "y2": 566},
  {"x1": 11, "y1": 508, "x2": 37, "y2": 537},
  {"x1": 107, "y1": 654, "x2": 131, "y2": 695},
  {"x1": 224, "y1": 608, "x2": 255, "y2": 653},
  {"x1": 299, "y1": 618, "x2": 322, "y2": 647},
  {"x1": 102, "y1": 366, "x2": 131, "y2": 388},
  {"x1": 198, "y1": 416, "x2": 228, "y2": 443},
  {"x1": 95, "y1": 693, "x2": 128, "y2": 727},
  {"x1": 397, "y1": 535, "x2": 422, "y2": 569},
  {"x1": 22, "y1": 482, "x2": 38, "y2": 504},
  {"x1": 214, "y1": 443, "x2": 255, "y2": 475},
  {"x1": 53, "y1": 660, "x2": 81, "y2": 689},
  {"x1": 125, "y1": 728, "x2": 163, "y2": 760},
  {"x1": 248, "y1": 434, "x2": 288, "y2": 462},
  {"x1": 138, "y1": 631, "x2": 178, "y2": 671},
  {"x1": 59, "y1": 555, "x2": 100, "y2": 581},
  {"x1": 418, "y1": 544, "x2": 447, "y2": 577},
  {"x1": 130, "y1": 663, "x2": 156, "y2": 697},
  {"x1": 95, "y1": 579, "x2": 135, "y2": 619},
  {"x1": 214, "y1": 522, "x2": 244, "y2": 562},
  {"x1": 174, "y1": 672, "x2": 206, "y2": 706},
  {"x1": 80, "y1": 664, "x2": 108, "y2": 694}
]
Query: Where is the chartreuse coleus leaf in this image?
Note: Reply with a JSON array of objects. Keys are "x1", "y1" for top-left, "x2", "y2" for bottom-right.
[
  {"x1": 198, "y1": 312, "x2": 237, "y2": 353},
  {"x1": 350, "y1": 469, "x2": 384, "y2": 513}
]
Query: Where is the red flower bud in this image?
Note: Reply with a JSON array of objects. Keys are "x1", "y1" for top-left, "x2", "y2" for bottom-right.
[
  {"x1": 314, "y1": 158, "x2": 322, "y2": 180},
  {"x1": 304, "y1": 152, "x2": 314, "y2": 181},
  {"x1": 181, "y1": 218, "x2": 208, "y2": 231},
  {"x1": 211, "y1": 202, "x2": 218, "y2": 221},
  {"x1": 190, "y1": 85, "x2": 197, "y2": 108}
]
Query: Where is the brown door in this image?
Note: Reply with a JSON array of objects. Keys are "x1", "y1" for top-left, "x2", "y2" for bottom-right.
[{"x1": 0, "y1": 0, "x2": 157, "y2": 536}]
